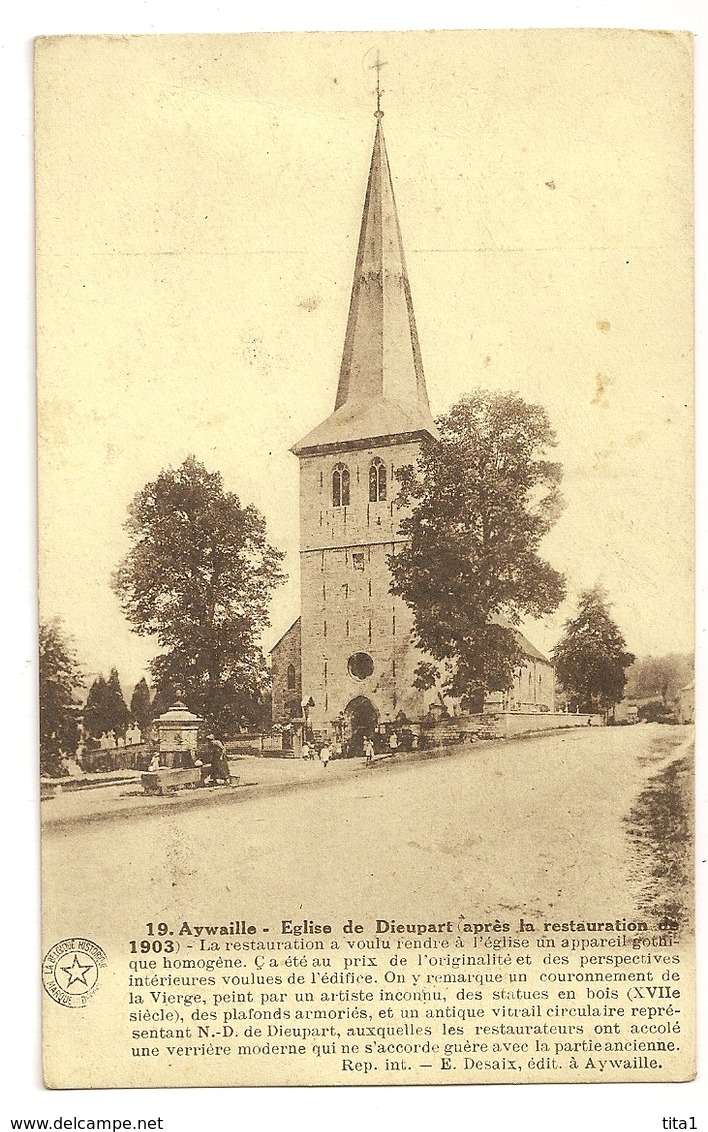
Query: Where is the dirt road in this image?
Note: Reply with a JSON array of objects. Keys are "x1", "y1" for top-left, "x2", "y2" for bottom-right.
[{"x1": 42, "y1": 723, "x2": 693, "y2": 947}]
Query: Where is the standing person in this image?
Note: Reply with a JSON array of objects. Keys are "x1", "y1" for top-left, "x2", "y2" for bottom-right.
[
  {"x1": 319, "y1": 741, "x2": 331, "y2": 768},
  {"x1": 207, "y1": 734, "x2": 229, "y2": 785},
  {"x1": 301, "y1": 739, "x2": 310, "y2": 761},
  {"x1": 388, "y1": 731, "x2": 399, "y2": 755},
  {"x1": 363, "y1": 735, "x2": 374, "y2": 767}
]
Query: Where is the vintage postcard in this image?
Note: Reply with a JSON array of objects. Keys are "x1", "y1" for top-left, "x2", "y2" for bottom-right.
[{"x1": 36, "y1": 29, "x2": 695, "y2": 1088}]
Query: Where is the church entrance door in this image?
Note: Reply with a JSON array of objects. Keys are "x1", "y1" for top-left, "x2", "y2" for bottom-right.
[{"x1": 344, "y1": 696, "x2": 378, "y2": 757}]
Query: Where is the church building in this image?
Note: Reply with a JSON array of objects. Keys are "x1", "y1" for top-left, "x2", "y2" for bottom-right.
[{"x1": 271, "y1": 109, "x2": 553, "y2": 747}]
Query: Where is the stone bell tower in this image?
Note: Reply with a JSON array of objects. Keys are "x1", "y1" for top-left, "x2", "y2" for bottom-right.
[{"x1": 291, "y1": 109, "x2": 438, "y2": 745}]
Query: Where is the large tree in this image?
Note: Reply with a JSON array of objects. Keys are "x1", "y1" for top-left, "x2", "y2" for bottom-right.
[
  {"x1": 107, "y1": 667, "x2": 131, "y2": 740},
  {"x1": 551, "y1": 586, "x2": 635, "y2": 714},
  {"x1": 113, "y1": 456, "x2": 285, "y2": 734},
  {"x1": 390, "y1": 391, "x2": 566, "y2": 710},
  {"x1": 84, "y1": 676, "x2": 111, "y2": 740},
  {"x1": 150, "y1": 678, "x2": 177, "y2": 723},
  {"x1": 39, "y1": 618, "x2": 83, "y2": 776},
  {"x1": 84, "y1": 669, "x2": 131, "y2": 742},
  {"x1": 130, "y1": 677, "x2": 153, "y2": 736}
]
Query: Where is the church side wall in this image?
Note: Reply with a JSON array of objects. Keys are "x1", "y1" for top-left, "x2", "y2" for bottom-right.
[
  {"x1": 484, "y1": 657, "x2": 555, "y2": 713},
  {"x1": 270, "y1": 620, "x2": 302, "y2": 724}
]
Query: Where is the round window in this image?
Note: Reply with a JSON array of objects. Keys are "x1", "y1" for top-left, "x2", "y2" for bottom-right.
[{"x1": 348, "y1": 652, "x2": 374, "y2": 680}]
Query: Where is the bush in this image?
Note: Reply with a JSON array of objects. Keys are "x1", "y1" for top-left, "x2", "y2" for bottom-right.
[{"x1": 638, "y1": 700, "x2": 678, "y2": 725}]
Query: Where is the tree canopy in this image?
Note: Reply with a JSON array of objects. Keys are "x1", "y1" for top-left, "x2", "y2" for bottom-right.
[
  {"x1": 624, "y1": 653, "x2": 693, "y2": 708},
  {"x1": 107, "y1": 668, "x2": 131, "y2": 739},
  {"x1": 83, "y1": 669, "x2": 130, "y2": 741},
  {"x1": 551, "y1": 585, "x2": 635, "y2": 714},
  {"x1": 84, "y1": 676, "x2": 109, "y2": 740},
  {"x1": 130, "y1": 677, "x2": 153, "y2": 735},
  {"x1": 389, "y1": 391, "x2": 566, "y2": 710},
  {"x1": 113, "y1": 456, "x2": 285, "y2": 734},
  {"x1": 150, "y1": 678, "x2": 177, "y2": 723},
  {"x1": 39, "y1": 618, "x2": 83, "y2": 776}
]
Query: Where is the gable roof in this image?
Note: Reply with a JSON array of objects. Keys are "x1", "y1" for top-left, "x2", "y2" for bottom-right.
[
  {"x1": 492, "y1": 613, "x2": 552, "y2": 664},
  {"x1": 269, "y1": 617, "x2": 301, "y2": 655}
]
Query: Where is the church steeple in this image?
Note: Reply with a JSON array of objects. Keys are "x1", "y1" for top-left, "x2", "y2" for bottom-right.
[{"x1": 292, "y1": 113, "x2": 438, "y2": 455}]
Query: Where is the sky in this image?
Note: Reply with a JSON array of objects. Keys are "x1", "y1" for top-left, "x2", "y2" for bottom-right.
[{"x1": 35, "y1": 29, "x2": 694, "y2": 694}]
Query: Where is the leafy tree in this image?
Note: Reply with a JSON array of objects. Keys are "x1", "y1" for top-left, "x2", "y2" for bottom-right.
[
  {"x1": 150, "y1": 678, "x2": 177, "y2": 722},
  {"x1": 624, "y1": 654, "x2": 693, "y2": 708},
  {"x1": 84, "y1": 675, "x2": 111, "y2": 740},
  {"x1": 39, "y1": 618, "x2": 83, "y2": 777},
  {"x1": 107, "y1": 667, "x2": 131, "y2": 740},
  {"x1": 130, "y1": 677, "x2": 153, "y2": 735},
  {"x1": 390, "y1": 391, "x2": 566, "y2": 711},
  {"x1": 551, "y1": 586, "x2": 635, "y2": 714},
  {"x1": 84, "y1": 670, "x2": 130, "y2": 742},
  {"x1": 637, "y1": 699, "x2": 677, "y2": 725},
  {"x1": 113, "y1": 456, "x2": 285, "y2": 735}
]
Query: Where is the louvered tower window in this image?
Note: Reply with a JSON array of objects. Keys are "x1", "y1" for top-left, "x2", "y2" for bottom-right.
[
  {"x1": 333, "y1": 463, "x2": 350, "y2": 507},
  {"x1": 369, "y1": 458, "x2": 387, "y2": 502}
]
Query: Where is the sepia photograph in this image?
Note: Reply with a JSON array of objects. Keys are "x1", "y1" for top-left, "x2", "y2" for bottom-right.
[{"x1": 33, "y1": 27, "x2": 695, "y2": 1089}]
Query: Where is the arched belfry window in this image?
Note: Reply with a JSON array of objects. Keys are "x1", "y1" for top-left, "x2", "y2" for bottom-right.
[
  {"x1": 286, "y1": 664, "x2": 296, "y2": 691},
  {"x1": 333, "y1": 463, "x2": 350, "y2": 508},
  {"x1": 369, "y1": 458, "x2": 387, "y2": 503}
]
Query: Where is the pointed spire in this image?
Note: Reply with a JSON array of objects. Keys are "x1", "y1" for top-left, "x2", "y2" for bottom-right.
[{"x1": 293, "y1": 117, "x2": 438, "y2": 455}]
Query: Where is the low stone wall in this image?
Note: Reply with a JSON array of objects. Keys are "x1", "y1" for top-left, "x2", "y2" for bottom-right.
[
  {"x1": 226, "y1": 734, "x2": 296, "y2": 757},
  {"x1": 81, "y1": 744, "x2": 149, "y2": 773},
  {"x1": 421, "y1": 716, "x2": 495, "y2": 746},
  {"x1": 493, "y1": 712, "x2": 603, "y2": 737},
  {"x1": 421, "y1": 712, "x2": 604, "y2": 746}
]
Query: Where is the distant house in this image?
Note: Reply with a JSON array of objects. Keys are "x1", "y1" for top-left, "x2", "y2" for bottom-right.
[{"x1": 613, "y1": 700, "x2": 639, "y2": 724}]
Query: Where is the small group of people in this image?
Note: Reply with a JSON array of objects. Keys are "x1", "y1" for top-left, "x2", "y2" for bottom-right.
[
  {"x1": 144, "y1": 731, "x2": 230, "y2": 786},
  {"x1": 301, "y1": 739, "x2": 336, "y2": 766},
  {"x1": 365, "y1": 730, "x2": 418, "y2": 764},
  {"x1": 299, "y1": 728, "x2": 421, "y2": 769}
]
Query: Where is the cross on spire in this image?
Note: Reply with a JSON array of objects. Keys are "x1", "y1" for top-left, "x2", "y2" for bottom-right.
[{"x1": 369, "y1": 50, "x2": 387, "y2": 118}]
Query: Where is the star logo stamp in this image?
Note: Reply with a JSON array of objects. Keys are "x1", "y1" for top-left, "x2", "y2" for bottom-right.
[{"x1": 42, "y1": 938, "x2": 107, "y2": 1008}]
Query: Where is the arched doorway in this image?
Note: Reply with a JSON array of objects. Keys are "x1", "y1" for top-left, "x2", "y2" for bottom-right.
[{"x1": 344, "y1": 696, "x2": 378, "y2": 757}]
